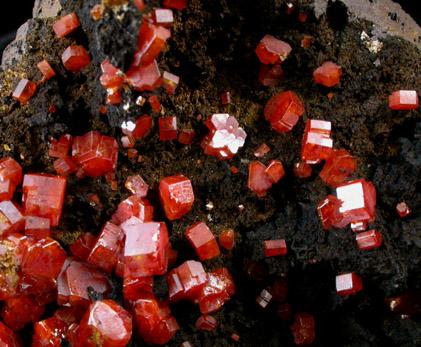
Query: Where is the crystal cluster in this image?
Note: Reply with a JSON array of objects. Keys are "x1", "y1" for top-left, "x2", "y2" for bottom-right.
[
  {"x1": 201, "y1": 114, "x2": 247, "y2": 160},
  {"x1": 247, "y1": 160, "x2": 285, "y2": 197}
]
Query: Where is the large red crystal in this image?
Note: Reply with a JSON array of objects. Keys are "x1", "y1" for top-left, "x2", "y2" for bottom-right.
[
  {"x1": 1, "y1": 295, "x2": 45, "y2": 331},
  {"x1": 167, "y1": 260, "x2": 207, "y2": 302},
  {"x1": 264, "y1": 91, "x2": 305, "y2": 133},
  {"x1": 255, "y1": 35, "x2": 292, "y2": 64},
  {"x1": 0, "y1": 158, "x2": 22, "y2": 187},
  {"x1": 21, "y1": 237, "x2": 66, "y2": 279},
  {"x1": 122, "y1": 218, "x2": 169, "y2": 277},
  {"x1": 61, "y1": 45, "x2": 91, "y2": 73},
  {"x1": 131, "y1": 293, "x2": 178, "y2": 345},
  {"x1": 126, "y1": 60, "x2": 162, "y2": 91},
  {"x1": 72, "y1": 131, "x2": 119, "y2": 177},
  {"x1": 185, "y1": 222, "x2": 220, "y2": 261},
  {"x1": 291, "y1": 312, "x2": 315, "y2": 345},
  {"x1": 198, "y1": 268, "x2": 235, "y2": 314},
  {"x1": 22, "y1": 173, "x2": 66, "y2": 226},
  {"x1": 159, "y1": 117, "x2": 178, "y2": 141},
  {"x1": 77, "y1": 300, "x2": 132, "y2": 347},
  {"x1": 121, "y1": 114, "x2": 153, "y2": 139},
  {"x1": 37, "y1": 59, "x2": 56, "y2": 80},
  {"x1": 389, "y1": 90, "x2": 419, "y2": 110},
  {"x1": 219, "y1": 229, "x2": 235, "y2": 250},
  {"x1": 0, "y1": 200, "x2": 25, "y2": 235},
  {"x1": 0, "y1": 321, "x2": 23, "y2": 346},
  {"x1": 313, "y1": 61, "x2": 342, "y2": 87},
  {"x1": 100, "y1": 59, "x2": 124, "y2": 88},
  {"x1": 52, "y1": 13, "x2": 80, "y2": 38},
  {"x1": 87, "y1": 221, "x2": 124, "y2": 273},
  {"x1": 112, "y1": 196, "x2": 154, "y2": 225},
  {"x1": 336, "y1": 272, "x2": 363, "y2": 296},
  {"x1": 264, "y1": 239, "x2": 287, "y2": 257},
  {"x1": 247, "y1": 160, "x2": 285, "y2": 197},
  {"x1": 301, "y1": 119, "x2": 333, "y2": 164},
  {"x1": 356, "y1": 229, "x2": 382, "y2": 250},
  {"x1": 319, "y1": 149, "x2": 357, "y2": 187},
  {"x1": 12, "y1": 79, "x2": 37, "y2": 104},
  {"x1": 133, "y1": 22, "x2": 171, "y2": 67},
  {"x1": 159, "y1": 174, "x2": 194, "y2": 220},
  {"x1": 70, "y1": 232, "x2": 97, "y2": 261},
  {"x1": 201, "y1": 114, "x2": 247, "y2": 160}
]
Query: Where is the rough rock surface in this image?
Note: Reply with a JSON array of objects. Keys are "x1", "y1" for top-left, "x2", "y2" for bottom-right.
[{"x1": 0, "y1": 0, "x2": 420, "y2": 346}]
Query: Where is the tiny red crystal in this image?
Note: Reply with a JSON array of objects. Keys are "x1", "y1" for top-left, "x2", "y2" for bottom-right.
[
  {"x1": 291, "y1": 312, "x2": 315, "y2": 345},
  {"x1": 336, "y1": 272, "x2": 363, "y2": 296},
  {"x1": 185, "y1": 222, "x2": 220, "y2": 261},
  {"x1": 121, "y1": 114, "x2": 152, "y2": 139},
  {"x1": 159, "y1": 117, "x2": 178, "y2": 141},
  {"x1": 301, "y1": 119, "x2": 333, "y2": 164},
  {"x1": 195, "y1": 314, "x2": 218, "y2": 331},
  {"x1": 61, "y1": 45, "x2": 91, "y2": 73},
  {"x1": 396, "y1": 201, "x2": 411, "y2": 217},
  {"x1": 178, "y1": 129, "x2": 195, "y2": 145},
  {"x1": 37, "y1": 59, "x2": 56, "y2": 80},
  {"x1": 219, "y1": 229, "x2": 235, "y2": 250},
  {"x1": 125, "y1": 175, "x2": 149, "y2": 198},
  {"x1": 163, "y1": 0, "x2": 189, "y2": 10},
  {"x1": 258, "y1": 63, "x2": 284, "y2": 87},
  {"x1": 53, "y1": 13, "x2": 80, "y2": 38},
  {"x1": 70, "y1": 232, "x2": 97, "y2": 261},
  {"x1": 254, "y1": 143, "x2": 270, "y2": 158},
  {"x1": 221, "y1": 92, "x2": 231, "y2": 105},
  {"x1": 293, "y1": 162, "x2": 312, "y2": 178},
  {"x1": 265, "y1": 239, "x2": 287, "y2": 257},
  {"x1": 148, "y1": 94, "x2": 161, "y2": 111},
  {"x1": 12, "y1": 79, "x2": 37, "y2": 104},
  {"x1": 159, "y1": 174, "x2": 194, "y2": 220},
  {"x1": 356, "y1": 229, "x2": 382, "y2": 250},
  {"x1": 313, "y1": 61, "x2": 342, "y2": 87},
  {"x1": 389, "y1": 90, "x2": 419, "y2": 110}
]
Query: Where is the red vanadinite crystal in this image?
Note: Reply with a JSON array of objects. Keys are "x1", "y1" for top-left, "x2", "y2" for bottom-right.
[
  {"x1": 70, "y1": 232, "x2": 97, "y2": 261},
  {"x1": 122, "y1": 218, "x2": 169, "y2": 277},
  {"x1": 350, "y1": 220, "x2": 368, "y2": 232},
  {"x1": 264, "y1": 91, "x2": 305, "y2": 133},
  {"x1": 256, "y1": 288, "x2": 273, "y2": 310},
  {"x1": 293, "y1": 162, "x2": 312, "y2": 178},
  {"x1": 22, "y1": 173, "x2": 67, "y2": 226},
  {"x1": 121, "y1": 114, "x2": 153, "y2": 139},
  {"x1": 231, "y1": 333, "x2": 240, "y2": 342},
  {"x1": 134, "y1": 0, "x2": 145, "y2": 10},
  {"x1": 159, "y1": 174, "x2": 194, "y2": 220},
  {"x1": 291, "y1": 312, "x2": 315, "y2": 346},
  {"x1": 126, "y1": 60, "x2": 162, "y2": 91},
  {"x1": 25, "y1": 216, "x2": 50, "y2": 238},
  {"x1": 201, "y1": 114, "x2": 247, "y2": 160},
  {"x1": 37, "y1": 59, "x2": 56, "y2": 80},
  {"x1": 0, "y1": 180, "x2": 15, "y2": 201},
  {"x1": 286, "y1": 2, "x2": 294, "y2": 14},
  {"x1": 299, "y1": 12, "x2": 308, "y2": 22},
  {"x1": 313, "y1": 61, "x2": 342, "y2": 87},
  {"x1": 185, "y1": 222, "x2": 220, "y2": 261},
  {"x1": 247, "y1": 161, "x2": 272, "y2": 197},
  {"x1": 106, "y1": 87, "x2": 122, "y2": 105},
  {"x1": 100, "y1": 59, "x2": 124, "y2": 88},
  {"x1": 121, "y1": 136, "x2": 135, "y2": 148},
  {"x1": 356, "y1": 229, "x2": 382, "y2": 250},
  {"x1": 319, "y1": 149, "x2": 357, "y2": 187},
  {"x1": 277, "y1": 302, "x2": 293, "y2": 320},
  {"x1": 59, "y1": 260, "x2": 112, "y2": 308},
  {"x1": 1, "y1": 295, "x2": 45, "y2": 331},
  {"x1": 255, "y1": 35, "x2": 292, "y2": 64},
  {"x1": 265, "y1": 160, "x2": 285, "y2": 183},
  {"x1": 167, "y1": 260, "x2": 207, "y2": 302},
  {"x1": 254, "y1": 143, "x2": 270, "y2": 158},
  {"x1": 12, "y1": 79, "x2": 37, "y2": 104},
  {"x1": 163, "y1": 0, "x2": 189, "y2": 10},
  {"x1": 162, "y1": 71, "x2": 180, "y2": 94},
  {"x1": 133, "y1": 22, "x2": 171, "y2": 67},
  {"x1": 301, "y1": 36, "x2": 311, "y2": 48},
  {"x1": 153, "y1": 8, "x2": 174, "y2": 27},
  {"x1": 178, "y1": 129, "x2": 195, "y2": 145},
  {"x1": 336, "y1": 273, "x2": 363, "y2": 296},
  {"x1": 269, "y1": 279, "x2": 288, "y2": 302},
  {"x1": 159, "y1": 117, "x2": 178, "y2": 140},
  {"x1": 395, "y1": 201, "x2": 411, "y2": 218},
  {"x1": 53, "y1": 156, "x2": 78, "y2": 175},
  {"x1": 112, "y1": 196, "x2": 154, "y2": 225},
  {"x1": 198, "y1": 268, "x2": 235, "y2": 314},
  {"x1": 265, "y1": 239, "x2": 287, "y2": 257},
  {"x1": 131, "y1": 293, "x2": 178, "y2": 345},
  {"x1": 21, "y1": 237, "x2": 66, "y2": 279},
  {"x1": 61, "y1": 45, "x2": 91, "y2": 73},
  {"x1": 88, "y1": 222, "x2": 124, "y2": 273},
  {"x1": 49, "y1": 134, "x2": 72, "y2": 159},
  {"x1": 125, "y1": 175, "x2": 149, "y2": 197},
  {"x1": 0, "y1": 321, "x2": 23, "y2": 346},
  {"x1": 0, "y1": 200, "x2": 25, "y2": 235},
  {"x1": 219, "y1": 229, "x2": 235, "y2": 250},
  {"x1": 127, "y1": 148, "x2": 138, "y2": 159},
  {"x1": 148, "y1": 94, "x2": 161, "y2": 111},
  {"x1": 123, "y1": 271, "x2": 154, "y2": 300},
  {"x1": 77, "y1": 300, "x2": 132, "y2": 347},
  {"x1": 389, "y1": 90, "x2": 419, "y2": 110},
  {"x1": 258, "y1": 64, "x2": 284, "y2": 87},
  {"x1": 53, "y1": 13, "x2": 80, "y2": 38},
  {"x1": 72, "y1": 131, "x2": 119, "y2": 177},
  {"x1": 196, "y1": 314, "x2": 218, "y2": 331},
  {"x1": 221, "y1": 92, "x2": 231, "y2": 105},
  {"x1": 0, "y1": 157, "x2": 22, "y2": 186},
  {"x1": 301, "y1": 119, "x2": 333, "y2": 164}
]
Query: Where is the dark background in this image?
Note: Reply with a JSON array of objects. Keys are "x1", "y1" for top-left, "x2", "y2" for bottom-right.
[{"x1": 0, "y1": 0, "x2": 420, "y2": 57}]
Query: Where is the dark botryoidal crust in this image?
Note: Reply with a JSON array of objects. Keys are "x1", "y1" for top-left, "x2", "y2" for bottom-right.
[{"x1": 0, "y1": 0, "x2": 420, "y2": 346}]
